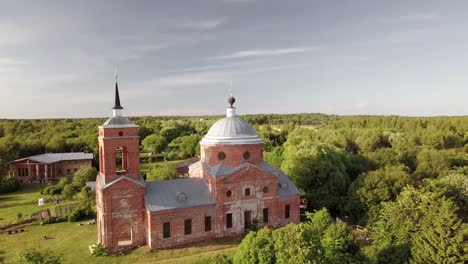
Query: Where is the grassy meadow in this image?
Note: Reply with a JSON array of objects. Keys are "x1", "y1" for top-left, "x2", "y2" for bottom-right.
[{"x1": 0, "y1": 183, "x2": 239, "y2": 264}]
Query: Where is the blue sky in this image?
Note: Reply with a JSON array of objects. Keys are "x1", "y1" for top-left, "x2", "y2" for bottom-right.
[{"x1": 0, "y1": 0, "x2": 467, "y2": 118}]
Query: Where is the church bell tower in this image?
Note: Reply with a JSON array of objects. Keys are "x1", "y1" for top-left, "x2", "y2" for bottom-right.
[{"x1": 95, "y1": 75, "x2": 146, "y2": 253}]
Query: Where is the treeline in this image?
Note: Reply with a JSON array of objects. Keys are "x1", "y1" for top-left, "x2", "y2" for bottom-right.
[{"x1": 0, "y1": 113, "x2": 335, "y2": 178}]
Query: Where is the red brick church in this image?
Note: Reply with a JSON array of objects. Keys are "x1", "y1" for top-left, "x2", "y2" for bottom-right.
[{"x1": 95, "y1": 80, "x2": 300, "y2": 253}]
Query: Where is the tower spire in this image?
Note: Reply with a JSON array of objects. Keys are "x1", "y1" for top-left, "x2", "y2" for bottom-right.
[{"x1": 112, "y1": 71, "x2": 123, "y2": 117}]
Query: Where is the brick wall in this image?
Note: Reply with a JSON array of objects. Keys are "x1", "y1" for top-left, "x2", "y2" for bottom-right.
[
  {"x1": 201, "y1": 144, "x2": 264, "y2": 167},
  {"x1": 148, "y1": 205, "x2": 217, "y2": 249}
]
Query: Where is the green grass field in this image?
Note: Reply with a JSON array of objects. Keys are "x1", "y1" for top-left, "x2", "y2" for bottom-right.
[
  {"x1": 0, "y1": 184, "x2": 48, "y2": 225},
  {"x1": 0, "y1": 184, "x2": 240, "y2": 264}
]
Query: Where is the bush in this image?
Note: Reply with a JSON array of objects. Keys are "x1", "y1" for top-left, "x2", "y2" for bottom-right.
[
  {"x1": 41, "y1": 216, "x2": 67, "y2": 225},
  {"x1": 91, "y1": 244, "x2": 107, "y2": 257},
  {"x1": 68, "y1": 207, "x2": 94, "y2": 222},
  {"x1": 72, "y1": 166, "x2": 98, "y2": 187},
  {"x1": 18, "y1": 248, "x2": 61, "y2": 264},
  {"x1": 0, "y1": 177, "x2": 20, "y2": 194}
]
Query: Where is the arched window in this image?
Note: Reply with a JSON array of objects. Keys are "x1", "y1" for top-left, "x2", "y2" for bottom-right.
[{"x1": 115, "y1": 146, "x2": 127, "y2": 174}]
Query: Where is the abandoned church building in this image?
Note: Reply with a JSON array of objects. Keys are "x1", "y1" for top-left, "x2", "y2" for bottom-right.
[{"x1": 95, "y1": 81, "x2": 301, "y2": 252}]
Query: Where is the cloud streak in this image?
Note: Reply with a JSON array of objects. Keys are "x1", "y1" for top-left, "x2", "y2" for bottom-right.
[
  {"x1": 207, "y1": 46, "x2": 320, "y2": 60},
  {"x1": 397, "y1": 12, "x2": 441, "y2": 22},
  {"x1": 178, "y1": 18, "x2": 227, "y2": 31}
]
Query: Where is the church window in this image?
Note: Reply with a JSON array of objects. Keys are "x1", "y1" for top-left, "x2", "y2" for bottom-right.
[
  {"x1": 226, "y1": 190, "x2": 232, "y2": 197},
  {"x1": 184, "y1": 219, "x2": 192, "y2": 235},
  {"x1": 263, "y1": 186, "x2": 269, "y2": 193},
  {"x1": 163, "y1": 222, "x2": 171, "y2": 238},
  {"x1": 285, "y1": 204, "x2": 291, "y2": 219},
  {"x1": 115, "y1": 146, "x2": 126, "y2": 173},
  {"x1": 245, "y1": 188, "x2": 251, "y2": 196},
  {"x1": 263, "y1": 208, "x2": 269, "y2": 223},
  {"x1": 218, "y1": 151, "x2": 226, "y2": 160},
  {"x1": 226, "y1": 213, "x2": 233, "y2": 228},
  {"x1": 243, "y1": 151, "x2": 250, "y2": 160},
  {"x1": 118, "y1": 131, "x2": 123, "y2": 136},
  {"x1": 205, "y1": 216, "x2": 211, "y2": 232}
]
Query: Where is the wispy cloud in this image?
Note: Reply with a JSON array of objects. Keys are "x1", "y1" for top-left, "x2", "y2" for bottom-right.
[
  {"x1": 178, "y1": 18, "x2": 227, "y2": 31},
  {"x1": 206, "y1": 46, "x2": 320, "y2": 60},
  {"x1": 143, "y1": 72, "x2": 225, "y2": 89},
  {"x1": 0, "y1": 58, "x2": 30, "y2": 73},
  {"x1": 397, "y1": 12, "x2": 441, "y2": 22}
]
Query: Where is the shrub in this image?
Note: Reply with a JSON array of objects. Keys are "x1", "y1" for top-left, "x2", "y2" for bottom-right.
[
  {"x1": 91, "y1": 244, "x2": 107, "y2": 257},
  {"x1": 0, "y1": 177, "x2": 20, "y2": 194},
  {"x1": 68, "y1": 207, "x2": 94, "y2": 222},
  {"x1": 18, "y1": 248, "x2": 61, "y2": 264},
  {"x1": 41, "y1": 217, "x2": 67, "y2": 225}
]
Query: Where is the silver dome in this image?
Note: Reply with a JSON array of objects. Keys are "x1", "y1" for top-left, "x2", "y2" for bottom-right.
[{"x1": 201, "y1": 116, "x2": 263, "y2": 145}]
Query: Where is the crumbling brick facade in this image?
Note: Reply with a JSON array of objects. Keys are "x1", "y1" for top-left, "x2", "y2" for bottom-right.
[{"x1": 95, "y1": 88, "x2": 301, "y2": 253}]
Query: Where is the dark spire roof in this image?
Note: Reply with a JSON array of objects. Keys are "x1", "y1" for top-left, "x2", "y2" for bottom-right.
[{"x1": 113, "y1": 82, "x2": 123, "y2": 110}]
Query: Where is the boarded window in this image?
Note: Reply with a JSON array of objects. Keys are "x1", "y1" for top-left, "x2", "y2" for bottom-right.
[
  {"x1": 285, "y1": 204, "x2": 290, "y2": 219},
  {"x1": 205, "y1": 216, "x2": 211, "y2": 232},
  {"x1": 184, "y1": 219, "x2": 192, "y2": 235},
  {"x1": 226, "y1": 213, "x2": 233, "y2": 228},
  {"x1": 163, "y1": 222, "x2": 171, "y2": 238},
  {"x1": 263, "y1": 208, "x2": 269, "y2": 223},
  {"x1": 245, "y1": 188, "x2": 251, "y2": 196}
]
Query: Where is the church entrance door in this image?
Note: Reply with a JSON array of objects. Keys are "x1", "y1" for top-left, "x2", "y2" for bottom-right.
[{"x1": 244, "y1": 211, "x2": 252, "y2": 230}]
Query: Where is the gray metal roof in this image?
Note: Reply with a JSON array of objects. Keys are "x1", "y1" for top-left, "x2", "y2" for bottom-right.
[
  {"x1": 201, "y1": 116, "x2": 263, "y2": 145},
  {"x1": 258, "y1": 161, "x2": 301, "y2": 198},
  {"x1": 145, "y1": 178, "x2": 216, "y2": 212},
  {"x1": 96, "y1": 174, "x2": 146, "y2": 189},
  {"x1": 202, "y1": 162, "x2": 249, "y2": 176},
  {"x1": 102, "y1": 116, "x2": 137, "y2": 127},
  {"x1": 10, "y1": 152, "x2": 93, "y2": 164}
]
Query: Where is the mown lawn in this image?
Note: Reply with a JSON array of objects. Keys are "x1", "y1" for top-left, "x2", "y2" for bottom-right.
[
  {"x1": 0, "y1": 184, "x2": 48, "y2": 225},
  {"x1": 0, "y1": 183, "x2": 240, "y2": 264},
  {"x1": 0, "y1": 184, "x2": 78, "y2": 226},
  {"x1": 0, "y1": 221, "x2": 239, "y2": 264}
]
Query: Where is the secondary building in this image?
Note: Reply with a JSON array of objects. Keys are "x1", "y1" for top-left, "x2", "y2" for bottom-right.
[{"x1": 9, "y1": 152, "x2": 93, "y2": 183}]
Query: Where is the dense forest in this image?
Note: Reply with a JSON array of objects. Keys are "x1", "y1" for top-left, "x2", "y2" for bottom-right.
[{"x1": 0, "y1": 113, "x2": 467, "y2": 263}]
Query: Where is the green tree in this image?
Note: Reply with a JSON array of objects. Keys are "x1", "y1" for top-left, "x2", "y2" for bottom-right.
[
  {"x1": 414, "y1": 148, "x2": 450, "y2": 179},
  {"x1": 410, "y1": 198, "x2": 467, "y2": 264},
  {"x1": 273, "y1": 224, "x2": 312, "y2": 264},
  {"x1": 282, "y1": 139, "x2": 351, "y2": 215},
  {"x1": 168, "y1": 135, "x2": 199, "y2": 158},
  {"x1": 321, "y1": 223, "x2": 361, "y2": 264},
  {"x1": 72, "y1": 166, "x2": 98, "y2": 187},
  {"x1": 150, "y1": 162, "x2": 179, "y2": 181},
  {"x1": 234, "y1": 228, "x2": 275, "y2": 264},
  {"x1": 142, "y1": 134, "x2": 168, "y2": 154},
  {"x1": 351, "y1": 165, "x2": 411, "y2": 224},
  {"x1": 46, "y1": 134, "x2": 66, "y2": 152},
  {"x1": 264, "y1": 146, "x2": 284, "y2": 168},
  {"x1": 61, "y1": 184, "x2": 76, "y2": 200},
  {"x1": 233, "y1": 232, "x2": 257, "y2": 264}
]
